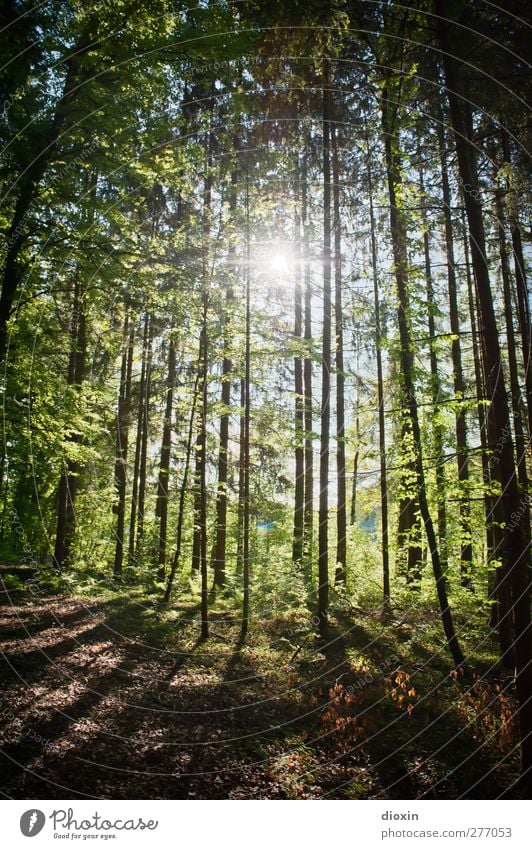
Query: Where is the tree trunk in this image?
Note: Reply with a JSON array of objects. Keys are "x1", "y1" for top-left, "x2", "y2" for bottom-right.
[
  {"x1": 198, "y1": 134, "x2": 213, "y2": 639},
  {"x1": 366, "y1": 140, "x2": 390, "y2": 600},
  {"x1": 438, "y1": 125, "x2": 473, "y2": 587},
  {"x1": 332, "y1": 124, "x2": 346, "y2": 584},
  {"x1": 318, "y1": 61, "x2": 332, "y2": 636},
  {"x1": 350, "y1": 337, "x2": 360, "y2": 527},
  {"x1": 419, "y1": 157, "x2": 448, "y2": 574},
  {"x1": 293, "y1": 194, "x2": 305, "y2": 567},
  {"x1": 302, "y1": 145, "x2": 314, "y2": 580},
  {"x1": 53, "y1": 276, "x2": 86, "y2": 569},
  {"x1": 494, "y1": 187, "x2": 531, "y2": 548},
  {"x1": 199, "y1": 300, "x2": 209, "y2": 639},
  {"x1": 241, "y1": 168, "x2": 251, "y2": 638},
  {"x1": 128, "y1": 312, "x2": 150, "y2": 566},
  {"x1": 211, "y1": 169, "x2": 237, "y2": 589},
  {"x1": 381, "y1": 77, "x2": 464, "y2": 665},
  {"x1": 437, "y1": 2, "x2": 532, "y2": 774},
  {"x1": 236, "y1": 376, "x2": 246, "y2": 576},
  {"x1": 52, "y1": 170, "x2": 96, "y2": 570},
  {"x1": 155, "y1": 336, "x2": 176, "y2": 581},
  {"x1": 135, "y1": 320, "x2": 152, "y2": 559},
  {"x1": 397, "y1": 494, "x2": 423, "y2": 586},
  {"x1": 462, "y1": 215, "x2": 510, "y2": 651},
  {"x1": 191, "y1": 436, "x2": 202, "y2": 573},
  {"x1": 113, "y1": 312, "x2": 134, "y2": 577},
  {"x1": 396, "y1": 411, "x2": 423, "y2": 586},
  {"x1": 500, "y1": 129, "x2": 532, "y2": 437},
  {"x1": 164, "y1": 372, "x2": 200, "y2": 603}
]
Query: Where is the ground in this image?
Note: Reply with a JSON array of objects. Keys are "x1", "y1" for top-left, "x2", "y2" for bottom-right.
[{"x1": 0, "y1": 583, "x2": 526, "y2": 799}]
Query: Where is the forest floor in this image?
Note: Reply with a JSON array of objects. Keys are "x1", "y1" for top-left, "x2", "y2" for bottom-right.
[{"x1": 0, "y1": 582, "x2": 527, "y2": 800}]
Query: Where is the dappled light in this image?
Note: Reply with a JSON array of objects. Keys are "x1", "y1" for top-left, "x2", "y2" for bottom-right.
[{"x1": 0, "y1": 0, "x2": 530, "y2": 810}]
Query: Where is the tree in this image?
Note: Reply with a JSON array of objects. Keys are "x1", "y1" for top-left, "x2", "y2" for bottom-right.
[
  {"x1": 155, "y1": 335, "x2": 176, "y2": 581},
  {"x1": 437, "y1": 122, "x2": 473, "y2": 588},
  {"x1": 436, "y1": 0, "x2": 532, "y2": 778},
  {"x1": 292, "y1": 189, "x2": 305, "y2": 566},
  {"x1": 113, "y1": 312, "x2": 134, "y2": 577},
  {"x1": 318, "y1": 59, "x2": 332, "y2": 637},
  {"x1": 332, "y1": 123, "x2": 347, "y2": 584},
  {"x1": 379, "y1": 49, "x2": 464, "y2": 664}
]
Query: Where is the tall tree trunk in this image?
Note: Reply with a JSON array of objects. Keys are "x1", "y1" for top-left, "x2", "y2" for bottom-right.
[
  {"x1": 52, "y1": 171, "x2": 96, "y2": 569},
  {"x1": 438, "y1": 124, "x2": 473, "y2": 588},
  {"x1": 241, "y1": 167, "x2": 251, "y2": 638},
  {"x1": 128, "y1": 312, "x2": 150, "y2": 566},
  {"x1": 164, "y1": 372, "x2": 200, "y2": 603},
  {"x1": 211, "y1": 169, "x2": 237, "y2": 589},
  {"x1": 199, "y1": 134, "x2": 213, "y2": 639},
  {"x1": 332, "y1": 124, "x2": 346, "y2": 584},
  {"x1": 293, "y1": 195, "x2": 305, "y2": 566},
  {"x1": 236, "y1": 376, "x2": 246, "y2": 576},
  {"x1": 366, "y1": 140, "x2": 390, "y2": 600},
  {"x1": 494, "y1": 187, "x2": 531, "y2": 547},
  {"x1": 462, "y1": 215, "x2": 510, "y2": 652},
  {"x1": 135, "y1": 321, "x2": 152, "y2": 559},
  {"x1": 396, "y1": 409, "x2": 423, "y2": 587},
  {"x1": 397, "y1": 493, "x2": 423, "y2": 586},
  {"x1": 318, "y1": 61, "x2": 332, "y2": 636},
  {"x1": 156, "y1": 336, "x2": 176, "y2": 581},
  {"x1": 302, "y1": 146, "x2": 314, "y2": 579},
  {"x1": 381, "y1": 78, "x2": 464, "y2": 665},
  {"x1": 199, "y1": 300, "x2": 209, "y2": 639},
  {"x1": 53, "y1": 276, "x2": 86, "y2": 569},
  {"x1": 350, "y1": 336, "x2": 360, "y2": 527},
  {"x1": 500, "y1": 129, "x2": 532, "y2": 437},
  {"x1": 191, "y1": 436, "x2": 202, "y2": 574},
  {"x1": 437, "y1": 3, "x2": 532, "y2": 775},
  {"x1": 418, "y1": 157, "x2": 448, "y2": 574},
  {"x1": 113, "y1": 312, "x2": 134, "y2": 576}
]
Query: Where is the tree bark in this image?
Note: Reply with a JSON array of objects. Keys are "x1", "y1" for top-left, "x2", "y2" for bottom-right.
[
  {"x1": 236, "y1": 376, "x2": 246, "y2": 576},
  {"x1": 155, "y1": 336, "x2": 176, "y2": 581},
  {"x1": 128, "y1": 312, "x2": 150, "y2": 566},
  {"x1": 381, "y1": 77, "x2": 464, "y2": 665},
  {"x1": 350, "y1": 337, "x2": 360, "y2": 527},
  {"x1": 438, "y1": 125, "x2": 473, "y2": 587},
  {"x1": 211, "y1": 169, "x2": 237, "y2": 589},
  {"x1": 293, "y1": 194, "x2": 305, "y2": 567},
  {"x1": 302, "y1": 145, "x2": 314, "y2": 580},
  {"x1": 135, "y1": 320, "x2": 152, "y2": 559},
  {"x1": 199, "y1": 300, "x2": 209, "y2": 639},
  {"x1": 318, "y1": 60, "x2": 332, "y2": 636},
  {"x1": 164, "y1": 372, "x2": 200, "y2": 603},
  {"x1": 53, "y1": 276, "x2": 86, "y2": 569},
  {"x1": 462, "y1": 215, "x2": 510, "y2": 652},
  {"x1": 437, "y1": 2, "x2": 532, "y2": 773},
  {"x1": 113, "y1": 312, "x2": 134, "y2": 576},
  {"x1": 500, "y1": 129, "x2": 532, "y2": 437},
  {"x1": 494, "y1": 187, "x2": 531, "y2": 550},
  {"x1": 332, "y1": 124, "x2": 347, "y2": 584},
  {"x1": 419, "y1": 157, "x2": 448, "y2": 574},
  {"x1": 241, "y1": 167, "x2": 251, "y2": 638},
  {"x1": 366, "y1": 140, "x2": 390, "y2": 600},
  {"x1": 198, "y1": 134, "x2": 213, "y2": 639}
]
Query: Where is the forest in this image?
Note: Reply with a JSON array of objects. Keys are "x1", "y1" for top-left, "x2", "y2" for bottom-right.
[{"x1": 0, "y1": 0, "x2": 530, "y2": 801}]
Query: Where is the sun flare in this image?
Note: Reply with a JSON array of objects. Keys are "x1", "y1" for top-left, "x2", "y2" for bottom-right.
[{"x1": 269, "y1": 251, "x2": 291, "y2": 274}]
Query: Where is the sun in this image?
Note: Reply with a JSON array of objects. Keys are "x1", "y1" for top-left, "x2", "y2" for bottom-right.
[{"x1": 269, "y1": 251, "x2": 291, "y2": 275}]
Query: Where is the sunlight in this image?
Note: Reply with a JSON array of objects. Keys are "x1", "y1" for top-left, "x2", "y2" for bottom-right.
[{"x1": 268, "y1": 249, "x2": 292, "y2": 275}]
